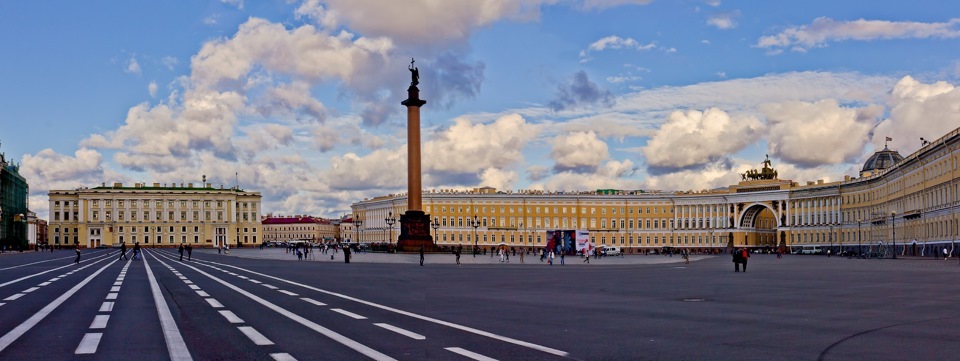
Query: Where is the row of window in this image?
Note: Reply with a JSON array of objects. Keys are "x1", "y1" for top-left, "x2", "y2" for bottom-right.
[
  {"x1": 55, "y1": 199, "x2": 257, "y2": 210},
  {"x1": 430, "y1": 205, "x2": 678, "y2": 215},
  {"x1": 428, "y1": 232, "x2": 724, "y2": 245}
]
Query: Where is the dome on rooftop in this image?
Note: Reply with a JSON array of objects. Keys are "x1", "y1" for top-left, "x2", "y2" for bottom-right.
[{"x1": 860, "y1": 145, "x2": 903, "y2": 177}]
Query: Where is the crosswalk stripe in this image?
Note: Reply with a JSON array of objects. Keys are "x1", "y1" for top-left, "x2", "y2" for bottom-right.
[{"x1": 75, "y1": 333, "x2": 103, "y2": 354}]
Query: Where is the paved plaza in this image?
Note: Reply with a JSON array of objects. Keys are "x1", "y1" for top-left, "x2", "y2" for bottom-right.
[{"x1": 0, "y1": 248, "x2": 959, "y2": 360}]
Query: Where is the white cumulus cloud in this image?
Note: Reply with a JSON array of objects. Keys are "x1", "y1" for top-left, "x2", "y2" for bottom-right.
[
  {"x1": 550, "y1": 131, "x2": 609, "y2": 171},
  {"x1": 763, "y1": 99, "x2": 881, "y2": 167},
  {"x1": 642, "y1": 108, "x2": 763, "y2": 169},
  {"x1": 872, "y1": 76, "x2": 960, "y2": 154},
  {"x1": 757, "y1": 17, "x2": 960, "y2": 53}
]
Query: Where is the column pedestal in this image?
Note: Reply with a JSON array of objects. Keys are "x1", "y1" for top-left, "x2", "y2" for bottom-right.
[{"x1": 398, "y1": 210, "x2": 437, "y2": 252}]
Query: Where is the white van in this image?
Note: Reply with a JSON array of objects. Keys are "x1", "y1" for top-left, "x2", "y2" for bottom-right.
[{"x1": 602, "y1": 246, "x2": 621, "y2": 256}]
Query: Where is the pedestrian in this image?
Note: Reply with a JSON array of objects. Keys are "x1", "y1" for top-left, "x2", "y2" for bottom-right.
[
  {"x1": 419, "y1": 245, "x2": 425, "y2": 266},
  {"x1": 343, "y1": 245, "x2": 351, "y2": 263},
  {"x1": 740, "y1": 248, "x2": 750, "y2": 272},
  {"x1": 218, "y1": 245, "x2": 222, "y2": 254},
  {"x1": 519, "y1": 250, "x2": 524, "y2": 263},
  {"x1": 560, "y1": 251, "x2": 565, "y2": 265},
  {"x1": 133, "y1": 242, "x2": 141, "y2": 260},
  {"x1": 455, "y1": 245, "x2": 462, "y2": 266},
  {"x1": 297, "y1": 249, "x2": 303, "y2": 260},
  {"x1": 583, "y1": 249, "x2": 590, "y2": 263},
  {"x1": 944, "y1": 247, "x2": 949, "y2": 260},
  {"x1": 178, "y1": 244, "x2": 184, "y2": 261},
  {"x1": 186, "y1": 244, "x2": 192, "y2": 261},
  {"x1": 75, "y1": 245, "x2": 81, "y2": 264},
  {"x1": 733, "y1": 248, "x2": 741, "y2": 272},
  {"x1": 684, "y1": 249, "x2": 690, "y2": 264},
  {"x1": 119, "y1": 242, "x2": 127, "y2": 260}
]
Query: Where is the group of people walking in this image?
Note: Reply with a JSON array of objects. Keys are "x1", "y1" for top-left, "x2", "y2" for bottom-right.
[
  {"x1": 178, "y1": 243, "x2": 192, "y2": 261},
  {"x1": 120, "y1": 242, "x2": 142, "y2": 260}
]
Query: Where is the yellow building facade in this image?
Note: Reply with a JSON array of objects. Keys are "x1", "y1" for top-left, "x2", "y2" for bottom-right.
[
  {"x1": 353, "y1": 127, "x2": 960, "y2": 256},
  {"x1": 48, "y1": 182, "x2": 261, "y2": 249},
  {"x1": 262, "y1": 215, "x2": 340, "y2": 243}
]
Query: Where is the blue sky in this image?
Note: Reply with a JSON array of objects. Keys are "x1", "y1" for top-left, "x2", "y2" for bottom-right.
[{"x1": 2, "y1": 0, "x2": 960, "y2": 220}]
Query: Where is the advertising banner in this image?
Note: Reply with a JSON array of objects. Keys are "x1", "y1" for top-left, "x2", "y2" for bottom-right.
[
  {"x1": 545, "y1": 230, "x2": 577, "y2": 255},
  {"x1": 575, "y1": 230, "x2": 590, "y2": 252}
]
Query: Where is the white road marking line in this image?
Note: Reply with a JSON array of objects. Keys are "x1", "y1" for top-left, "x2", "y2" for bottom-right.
[
  {"x1": 75, "y1": 333, "x2": 103, "y2": 354},
  {"x1": 0, "y1": 251, "x2": 118, "y2": 289},
  {"x1": 110, "y1": 286, "x2": 121, "y2": 292},
  {"x1": 196, "y1": 291, "x2": 210, "y2": 297},
  {"x1": 228, "y1": 272, "x2": 237, "y2": 275},
  {"x1": 113, "y1": 282, "x2": 122, "y2": 286},
  {"x1": 90, "y1": 315, "x2": 110, "y2": 329},
  {"x1": 374, "y1": 323, "x2": 426, "y2": 340},
  {"x1": 47, "y1": 278, "x2": 58, "y2": 282},
  {"x1": 331, "y1": 308, "x2": 367, "y2": 320},
  {"x1": 237, "y1": 276, "x2": 248, "y2": 279},
  {"x1": 278, "y1": 290, "x2": 298, "y2": 296},
  {"x1": 0, "y1": 258, "x2": 117, "y2": 353},
  {"x1": 204, "y1": 260, "x2": 569, "y2": 357},
  {"x1": 0, "y1": 303, "x2": 5, "y2": 306},
  {"x1": 106, "y1": 293, "x2": 118, "y2": 300},
  {"x1": 300, "y1": 298, "x2": 326, "y2": 306},
  {"x1": 445, "y1": 347, "x2": 498, "y2": 361},
  {"x1": 218, "y1": 310, "x2": 244, "y2": 324},
  {"x1": 38, "y1": 282, "x2": 51, "y2": 287},
  {"x1": 205, "y1": 298, "x2": 224, "y2": 308},
  {"x1": 0, "y1": 256, "x2": 76, "y2": 271},
  {"x1": 183, "y1": 280, "x2": 193, "y2": 284},
  {"x1": 188, "y1": 285, "x2": 201, "y2": 290},
  {"x1": 4, "y1": 294, "x2": 24, "y2": 301},
  {"x1": 249, "y1": 279, "x2": 262, "y2": 284},
  {"x1": 262, "y1": 284, "x2": 278, "y2": 289},
  {"x1": 99, "y1": 302, "x2": 114, "y2": 312},
  {"x1": 167, "y1": 257, "x2": 396, "y2": 361},
  {"x1": 270, "y1": 353, "x2": 298, "y2": 361},
  {"x1": 22, "y1": 287, "x2": 39, "y2": 293},
  {"x1": 142, "y1": 250, "x2": 193, "y2": 361},
  {"x1": 237, "y1": 326, "x2": 274, "y2": 345}
]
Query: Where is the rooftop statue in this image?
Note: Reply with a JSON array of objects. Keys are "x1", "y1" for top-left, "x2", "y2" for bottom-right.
[{"x1": 408, "y1": 58, "x2": 419, "y2": 87}]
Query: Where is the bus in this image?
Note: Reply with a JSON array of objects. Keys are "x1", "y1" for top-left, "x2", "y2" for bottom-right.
[{"x1": 794, "y1": 245, "x2": 822, "y2": 255}]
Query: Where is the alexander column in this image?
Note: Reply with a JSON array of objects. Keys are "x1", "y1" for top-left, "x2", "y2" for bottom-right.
[{"x1": 397, "y1": 59, "x2": 435, "y2": 252}]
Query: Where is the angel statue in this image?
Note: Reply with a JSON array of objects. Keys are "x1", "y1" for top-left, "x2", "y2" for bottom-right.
[{"x1": 408, "y1": 58, "x2": 419, "y2": 86}]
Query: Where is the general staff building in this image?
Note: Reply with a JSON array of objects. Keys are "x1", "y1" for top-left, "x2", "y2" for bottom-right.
[{"x1": 352, "y1": 127, "x2": 960, "y2": 256}]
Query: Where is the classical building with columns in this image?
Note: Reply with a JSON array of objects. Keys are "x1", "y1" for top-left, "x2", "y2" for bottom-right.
[
  {"x1": 352, "y1": 127, "x2": 960, "y2": 256},
  {"x1": 48, "y1": 182, "x2": 261, "y2": 249}
]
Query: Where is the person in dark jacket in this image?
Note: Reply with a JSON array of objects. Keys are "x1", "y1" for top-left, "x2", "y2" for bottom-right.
[
  {"x1": 740, "y1": 248, "x2": 750, "y2": 272},
  {"x1": 186, "y1": 244, "x2": 193, "y2": 261},
  {"x1": 119, "y1": 242, "x2": 127, "y2": 260},
  {"x1": 419, "y1": 245, "x2": 425, "y2": 266},
  {"x1": 733, "y1": 248, "x2": 742, "y2": 272},
  {"x1": 75, "y1": 245, "x2": 81, "y2": 264},
  {"x1": 178, "y1": 244, "x2": 184, "y2": 261}
]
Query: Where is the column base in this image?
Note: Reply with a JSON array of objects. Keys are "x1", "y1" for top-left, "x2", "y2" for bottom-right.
[{"x1": 397, "y1": 210, "x2": 438, "y2": 252}]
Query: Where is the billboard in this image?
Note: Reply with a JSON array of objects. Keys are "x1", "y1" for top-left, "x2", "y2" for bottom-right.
[
  {"x1": 575, "y1": 230, "x2": 591, "y2": 253},
  {"x1": 545, "y1": 230, "x2": 587, "y2": 255}
]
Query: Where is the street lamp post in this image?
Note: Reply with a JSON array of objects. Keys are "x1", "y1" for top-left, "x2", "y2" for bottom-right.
[
  {"x1": 385, "y1": 211, "x2": 396, "y2": 250},
  {"x1": 431, "y1": 217, "x2": 440, "y2": 246},
  {"x1": 355, "y1": 219, "x2": 363, "y2": 248},
  {"x1": 471, "y1": 215, "x2": 480, "y2": 257},
  {"x1": 891, "y1": 211, "x2": 897, "y2": 259}
]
